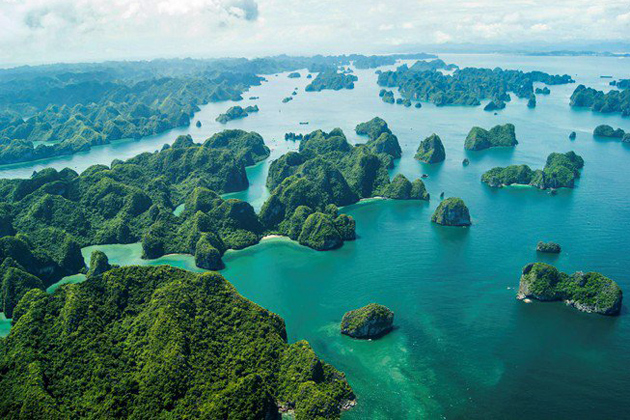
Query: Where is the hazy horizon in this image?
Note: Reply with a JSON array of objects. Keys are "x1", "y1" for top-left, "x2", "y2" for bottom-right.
[{"x1": 1, "y1": 0, "x2": 629, "y2": 67}]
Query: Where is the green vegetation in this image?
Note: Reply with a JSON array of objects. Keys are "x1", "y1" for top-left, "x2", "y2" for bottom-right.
[
  {"x1": 0, "y1": 130, "x2": 270, "y2": 277},
  {"x1": 415, "y1": 133, "x2": 446, "y2": 163},
  {"x1": 355, "y1": 117, "x2": 402, "y2": 165},
  {"x1": 0, "y1": 229, "x2": 85, "y2": 317},
  {"x1": 0, "y1": 54, "x2": 446, "y2": 165},
  {"x1": 0, "y1": 265, "x2": 355, "y2": 418},
  {"x1": 464, "y1": 124, "x2": 518, "y2": 151},
  {"x1": 570, "y1": 84, "x2": 630, "y2": 116},
  {"x1": 481, "y1": 151, "x2": 584, "y2": 189},
  {"x1": 484, "y1": 97, "x2": 506, "y2": 111},
  {"x1": 86, "y1": 250, "x2": 112, "y2": 277},
  {"x1": 340, "y1": 303, "x2": 394, "y2": 339},
  {"x1": 610, "y1": 79, "x2": 630, "y2": 89},
  {"x1": 353, "y1": 53, "x2": 436, "y2": 69},
  {"x1": 536, "y1": 241, "x2": 561, "y2": 253},
  {"x1": 431, "y1": 197, "x2": 471, "y2": 226},
  {"x1": 517, "y1": 262, "x2": 623, "y2": 315},
  {"x1": 305, "y1": 72, "x2": 358, "y2": 92},
  {"x1": 262, "y1": 128, "x2": 428, "y2": 248},
  {"x1": 593, "y1": 124, "x2": 626, "y2": 138},
  {"x1": 379, "y1": 89, "x2": 395, "y2": 104},
  {"x1": 216, "y1": 105, "x2": 259, "y2": 124},
  {"x1": 288, "y1": 72, "x2": 302, "y2": 78},
  {"x1": 381, "y1": 175, "x2": 430, "y2": 200},
  {"x1": 0, "y1": 77, "x2": 251, "y2": 165},
  {"x1": 535, "y1": 86, "x2": 551, "y2": 94},
  {"x1": 378, "y1": 63, "x2": 572, "y2": 108},
  {"x1": 355, "y1": 117, "x2": 391, "y2": 140}
]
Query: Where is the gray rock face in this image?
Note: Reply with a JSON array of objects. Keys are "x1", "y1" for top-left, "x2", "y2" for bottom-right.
[{"x1": 341, "y1": 303, "x2": 394, "y2": 339}]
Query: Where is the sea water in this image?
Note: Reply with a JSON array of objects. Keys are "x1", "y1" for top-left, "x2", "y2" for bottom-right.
[{"x1": 2, "y1": 54, "x2": 630, "y2": 418}]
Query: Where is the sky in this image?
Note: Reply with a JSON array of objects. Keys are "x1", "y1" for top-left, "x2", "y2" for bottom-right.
[{"x1": 0, "y1": 0, "x2": 629, "y2": 66}]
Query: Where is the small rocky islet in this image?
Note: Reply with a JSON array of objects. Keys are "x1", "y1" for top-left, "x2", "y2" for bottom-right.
[
  {"x1": 431, "y1": 197, "x2": 471, "y2": 226},
  {"x1": 215, "y1": 105, "x2": 259, "y2": 124},
  {"x1": 415, "y1": 133, "x2": 446, "y2": 163},
  {"x1": 341, "y1": 303, "x2": 394, "y2": 339},
  {"x1": 517, "y1": 262, "x2": 623, "y2": 316},
  {"x1": 536, "y1": 241, "x2": 561, "y2": 253}
]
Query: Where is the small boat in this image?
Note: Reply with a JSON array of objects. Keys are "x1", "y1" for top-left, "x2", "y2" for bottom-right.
[{"x1": 299, "y1": 122, "x2": 309, "y2": 125}]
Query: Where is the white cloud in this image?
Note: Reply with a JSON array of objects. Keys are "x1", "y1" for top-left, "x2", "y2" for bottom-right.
[
  {"x1": 530, "y1": 23, "x2": 549, "y2": 32},
  {"x1": 1, "y1": 0, "x2": 629, "y2": 66},
  {"x1": 434, "y1": 31, "x2": 452, "y2": 44}
]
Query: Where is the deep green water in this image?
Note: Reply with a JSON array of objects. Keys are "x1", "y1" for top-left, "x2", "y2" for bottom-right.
[{"x1": 3, "y1": 54, "x2": 630, "y2": 418}]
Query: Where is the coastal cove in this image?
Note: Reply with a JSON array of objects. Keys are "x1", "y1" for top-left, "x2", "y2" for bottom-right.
[{"x1": 2, "y1": 53, "x2": 630, "y2": 418}]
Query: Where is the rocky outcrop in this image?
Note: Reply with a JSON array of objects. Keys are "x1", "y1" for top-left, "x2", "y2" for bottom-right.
[
  {"x1": 367, "y1": 133, "x2": 402, "y2": 160},
  {"x1": 593, "y1": 125, "x2": 625, "y2": 138},
  {"x1": 431, "y1": 197, "x2": 471, "y2": 226},
  {"x1": 527, "y1": 94, "x2": 536, "y2": 108},
  {"x1": 341, "y1": 303, "x2": 394, "y2": 339},
  {"x1": 517, "y1": 263, "x2": 622, "y2": 316},
  {"x1": 87, "y1": 250, "x2": 112, "y2": 277},
  {"x1": 194, "y1": 235, "x2": 224, "y2": 270},
  {"x1": 484, "y1": 98, "x2": 506, "y2": 111},
  {"x1": 297, "y1": 212, "x2": 344, "y2": 251},
  {"x1": 464, "y1": 124, "x2": 517, "y2": 151},
  {"x1": 355, "y1": 117, "x2": 390, "y2": 140},
  {"x1": 536, "y1": 241, "x2": 561, "y2": 253},
  {"x1": 415, "y1": 133, "x2": 446, "y2": 163},
  {"x1": 215, "y1": 105, "x2": 259, "y2": 124},
  {"x1": 535, "y1": 86, "x2": 551, "y2": 95},
  {"x1": 381, "y1": 174, "x2": 429, "y2": 200}
]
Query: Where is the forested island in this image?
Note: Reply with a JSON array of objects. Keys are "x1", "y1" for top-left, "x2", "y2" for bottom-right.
[
  {"x1": 0, "y1": 265, "x2": 356, "y2": 418},
  {"x1": 341, "y1": 303, "x2": 394, "y2": 339},
  {"x1": 353, "y1": 53, "x2": 437, "y2": 69},
  {"x1": 262, "y1": 125, "x2": 429, "y2": 249},
  {"x1": 570, "y1": 84, "x2": 630, "y2": 116},
  {"x1": 415, "y1": 134, "x2": 445, "y2": 163},
  {"x1": 517, "y1": 263, "x2": 623, "y2": 315},
  {"x1": 464, "y1": 124, "x2": 517, "y2": 151},
  {"x1": 216, "y1": 105, "x2": 259, "y2": 124},
  {"x1": 0, "y1": 121, "x2": 431, "y2": 316},
  {"x1": 593, "y1": 124, "x2": 630, "y2": 142},
  {"x1": 481, "y1": 151, "x2": 584, "y2": 189},
  {"x1": 0, "y1": 54, "x2": 443, "y2": 166},
  {"x1": 377, "y1": 61, "x2": 572, "y2": 108},
  {"x1": 355, "y1": 117, "x2": 402, "y2": 167},
  {"x1": 305, "y1": 72, "x2": 358, "y2": 92}
]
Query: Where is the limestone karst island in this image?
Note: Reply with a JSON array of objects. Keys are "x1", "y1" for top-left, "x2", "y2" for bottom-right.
[{"x1": 0, "y1": 1, "x2": 629, "y2": 419}]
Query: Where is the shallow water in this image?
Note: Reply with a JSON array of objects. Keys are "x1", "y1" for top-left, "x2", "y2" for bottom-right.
[{"x1": 4, "y1": 54, "x2": 630, "y2": 418}]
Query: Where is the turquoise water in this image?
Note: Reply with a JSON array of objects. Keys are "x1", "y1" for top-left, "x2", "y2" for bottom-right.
[{"x1": 4, "y1": 54, "x2": 630, "y2": 418}]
